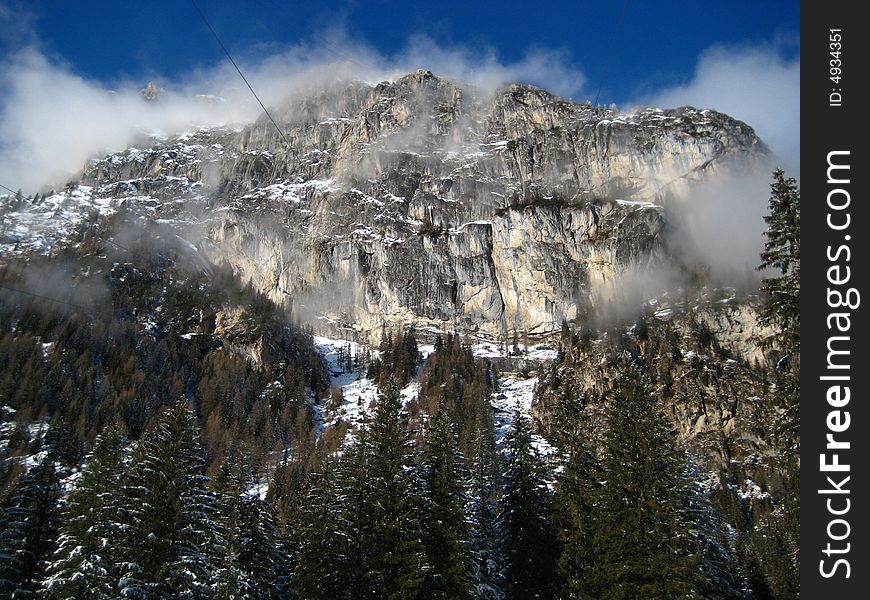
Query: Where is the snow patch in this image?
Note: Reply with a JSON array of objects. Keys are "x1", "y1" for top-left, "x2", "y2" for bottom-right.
[{"x1": 491, "y1": 373, "x2": 556, "y2": 457}]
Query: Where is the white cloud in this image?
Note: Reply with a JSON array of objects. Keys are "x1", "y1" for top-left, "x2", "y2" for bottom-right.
[
  {"x1": 0, "y1": 32, "x2": 587, "y2": 194},
  {"x1": 641, "y1": 42, "x2": 799, "y2": 176},
  {"x1": 387, "y1": 35, "x2": 586, "y2": 98},
  {"x1": 666, "y1": 164, "x2": 776, "y2": 287}
]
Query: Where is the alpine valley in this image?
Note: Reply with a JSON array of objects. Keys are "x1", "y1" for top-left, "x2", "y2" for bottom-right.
[{"x1": 0, "y1": 71, "x2": 800, "y2": 599}]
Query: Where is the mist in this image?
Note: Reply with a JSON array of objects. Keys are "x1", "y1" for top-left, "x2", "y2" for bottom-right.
[
  {"x1": 663, "y1": 163, "x2": 775, "y2": 288},
  {"x1": 0, "y1": 27, "x2": 796, "y2": 325},
  {"x1": 1, "y1": 25, "x2": 798, "y2": 198},
  {"x1": 19, "y1": 261, "x2": 110, "y2": 315},
  {"x1": 590, "y1": 264, "x2": 684, "y2": 330},
  {"x1": 641, "y1": 41, "x2": 800, "y2": 177},
  {"x1": 587, "y1": 158, "x2": 780, "y2": 330},
  {"x1": 0, "y1": 31, "x2": 587, "y2": 195}
]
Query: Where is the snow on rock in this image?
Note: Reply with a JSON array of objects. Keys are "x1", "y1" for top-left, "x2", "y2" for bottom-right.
[
  {"x1": 0, "y1": 185, "x2": 124, "y2": 256},
  {"x1": 491, "y1": 373, "x2": 556, "y2": 458},
  {"x1": 312, "y1": 336, "x2": 427, "y2": 439},
  {"x1": 470, "y1": 340, "x2": 559, "y2": 361}
]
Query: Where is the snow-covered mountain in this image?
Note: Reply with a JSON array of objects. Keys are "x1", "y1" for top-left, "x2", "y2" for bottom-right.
[
  {"x1": 3, "y1": 70, "x2": 766, "y2": 342},
  {"x1": 0, "y1": 70, "x2": 797, "y2": 599}
]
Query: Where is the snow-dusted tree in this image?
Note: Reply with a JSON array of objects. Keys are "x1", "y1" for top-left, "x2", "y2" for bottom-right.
[
  {"x1": 759, "y1": 169, "x2": 800, "y2": 453},
  {"x1": 211, "y1": 450, "x2": 247, "y2": 600},
  {"x1": 497, "y1": 409, "x2": 557, "y2": 599},
  {"x1": 117, "y1": 399, "x2": 220, "y2": 599},
  {"x1": 358, "y1": 380, "x2": 427, "y2": 599},
  {"x1": 688, "y1": 473, "x2": 751, "y2": 600},
  {"x1": 41, "y1": 424, "x2": 126, "y2": 599},
  {"x1": 552, "y1": 390, "x2": 600, "y2": 600},
  {"x1": 212, "y1": 447, "x2": 286, "y2": 600},
  {"x1": 332, "y1": 427, "x2": 372, "y2": 598},
  {"x1": 759, "y1": 169, "x2": 800, "y2": 361},
  {"x1": 754, "y1": 169, "x2": 800, "y2": 599},
  {"x1": 420, "y1": 408, "x2": 473, "y2": 599},
  {"x1": 236, "y1": 496, "x2": 287, "y2": 598},
  {"x1": 0, "y1": 455, "x2": 62, "y2": 599},
  {"x1": 292, "y1": 457, "x2": 350, "y2": 599},
  {"x1": 467, "y1": 419, "x2": 502, "y2": 600},
  {"x1": 584, "y1": 359, "x2": 701, "y2": 599}
]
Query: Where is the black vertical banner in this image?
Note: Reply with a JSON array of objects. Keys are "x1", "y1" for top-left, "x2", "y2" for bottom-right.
[{"x1": 802, "y1": 1, "x2": 868, "y2": 597}]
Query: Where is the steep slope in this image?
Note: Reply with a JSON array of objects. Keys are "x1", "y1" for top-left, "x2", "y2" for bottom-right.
[
  {"x1": 0, "y1": 71, "x2": 796, "y2": 599},
  {"x1": 2, "y1": 70, "x2": 766, "y2": 343}
]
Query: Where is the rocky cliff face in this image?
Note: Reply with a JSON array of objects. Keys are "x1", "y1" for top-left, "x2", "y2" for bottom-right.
[{"x1": 38, "y1": 70, "x2": 767, "y2": 342}]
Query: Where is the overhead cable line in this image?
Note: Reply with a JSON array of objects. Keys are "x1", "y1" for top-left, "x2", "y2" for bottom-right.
[
  {"x1": 0, "y1": 182, "x2": 22, "y2": 196},
  {"x1": 0, "y1": 282, "x2": 93, "y2": 314},
  {"x1": 190, "y1": 0, "x2": 292, "y2": 148}
]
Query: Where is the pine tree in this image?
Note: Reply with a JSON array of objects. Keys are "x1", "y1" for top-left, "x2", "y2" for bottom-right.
[
  {"x1": 236, "y1": 496, "x2": 287, "y2": 598},
  {"x1": 552, "y1": 389, "x2": 600, "y2": 600},
  {"x1": 420, "y1": 408, "x2": 473, "y2": 599},
  {"x1": 358, "y1": 380, "x2": 427, "y2": 599},
  {"x1": 117, "y1": 399, "x2": 220, "y2": 599},
  {"x1": 755, "y1": 169, "x2": 800, "y2": 599},
  {"x1": 41, "y1": 425, "x2": 126, "y2": 599},
  {"x1": 468, "y1": 418, "x2": 502, "y2": 600},
  {"x1": 212, "y1": 447, "x2": 285, "y2": 599},
  {"x1": 758, "y1": 169, "x2": 800, "y2": 452},
  {"x1": 0, "y1": 456, "x2": 62, "y2": 599},
  {"x1": 585, "y1": 359, "x2": 701, "y2": 600},
  {"x1": 497, "y1": 409, "x2": 558, "y2": 599},
  {"x1": 759, "y1": 169, "x2": 800, "y2": 360},
  {"x1": 334, "y1": 435, "x2": 372, "y2": 599},
  {"x1": 689, "y1": 473, "x2": 750, "y2": 600},
  {"x1": 211, "y1": 449, "x2": 248, "y2": 600},
  {"x1": 293, "y1": 457, "x2": 350, "y2": 599}
]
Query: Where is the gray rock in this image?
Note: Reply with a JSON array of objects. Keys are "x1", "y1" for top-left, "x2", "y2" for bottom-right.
[{"x1": 74, "y1": 71, "x2": 768, "y2": 342}]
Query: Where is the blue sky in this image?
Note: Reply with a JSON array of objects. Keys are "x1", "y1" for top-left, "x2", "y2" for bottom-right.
[
  {"x1": 6, "y1": 0, "x2": 798, "y2": 103},
  {"x1": 0, "y1": 0, "x2": 800, "y2": 192}
]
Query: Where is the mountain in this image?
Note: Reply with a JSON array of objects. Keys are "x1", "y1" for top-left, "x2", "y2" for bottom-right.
[
  {"x1": 5, "y1": 69, "x2": 765, "y2": 340},
  {"x1": 0, "y1": 71, "x2": 798, "y2": 598}
]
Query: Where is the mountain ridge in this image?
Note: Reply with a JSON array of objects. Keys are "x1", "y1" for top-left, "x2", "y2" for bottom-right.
[{"x1": 4, "y1": 71, "x2": 769, "y2": 344}]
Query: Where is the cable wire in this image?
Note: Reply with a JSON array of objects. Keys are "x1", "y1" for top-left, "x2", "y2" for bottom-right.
[
  {"x1": 0, "y1": 182, "x2": 21, "y2": 196},
  {"x1": 190, "y1": 0, "x2": 292, "y2": 148},
  {"x1": 0, "y1": 282, "x2": 91, "y2": 313}
]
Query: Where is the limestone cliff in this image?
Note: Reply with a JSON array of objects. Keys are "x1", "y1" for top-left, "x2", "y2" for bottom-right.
[{"x1": 70, "y1": 70, "x2": 767, "y2": 342}]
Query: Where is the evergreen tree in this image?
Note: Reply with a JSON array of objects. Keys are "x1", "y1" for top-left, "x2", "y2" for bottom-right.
[
  {"x1": 755, "y1": 169, "x2": 801, "y2": 598},
  {"x1": 552, "y1": 390, "x2": 600, "y2": 600},
  {"x1": 358, "y1": 380, "x2": 427, "y2": 599},
  {"x1": 41, "y1": 424, "x2": 126, "y2": 599},
  {"x1": 293, "y1": 457, "x2": 350, "y2": 599},
  {"x1": 211, "y1": 450, "x2": 249, "y2": 600},
  {"x1": 585, "y1": 360, "x2": 701, "y2": 599},
  {"x1": 497, "y1": 409, "x2": 558, "y2": 599},
  {"x1": 117, "y1": 399, "x2": 220, "y2": 599},
  {"x1": 759, "y1": 169, "x2": 800, "y2": 360},
  {"x1": 468, "y1": 418, "x2": 502, "y2": 600},
  {"x1": 420, "y1": 408, "x2": 473, "y2": 599},
  {"x1": 758, "y1": 169, "x2": 800, "y2": 452},
  {"x1": 333, "y1": 434, "x2": 371, "y2": 599},
  {"x1": 212, "y1": 447, "x2": 286, "y2": 599},
  {"x1": 0, "y1": 455, "x2": 62, "y2": 599},
  {"x1": 236, "y1": 496, "x2": 287, "y2": 598},
  {"x1": 689, "y1": 475, "x2": 750, "y2": 600}
]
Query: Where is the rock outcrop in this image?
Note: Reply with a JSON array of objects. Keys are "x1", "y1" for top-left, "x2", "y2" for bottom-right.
[{"x1": 69, "y1": 70, "x2": 767, "y2": 342}]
